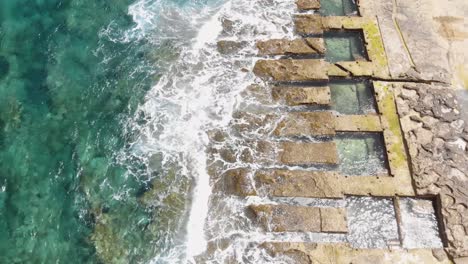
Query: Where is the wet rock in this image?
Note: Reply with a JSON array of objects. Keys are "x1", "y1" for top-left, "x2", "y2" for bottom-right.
[
  {"x1": 217, "y1": 40, "x2": 247, "y2": 54},
  {"x1": 273, "y1": 112, "x2": 336, "y2": 137},
  {"x1": 222, "y1": 169, "x2": 256, "y2": 196},
  {"x1": 250, "y1": 204, "x2": 321, "y2": 232},
  {"x1": 253, "y1": 59, "x2": 329, "y2": 81},
  {"x1": 272, "y1": 86, "x2": 331, "y2": 106},
  {"x1": 258, "y1": 242, "x2": 452, "y2": 263},
  {"x1": 249, "y1": 204, "x2": 347, "y2": 233},
  {"x1": 220, "y1": 17, "x2": 235, "y2": 35},
  {"x1": 254, "y1": 170, "x2": 343, "y2": 198},
  {"x1": 256, "y1": 38, "x2": 324, "y2": 56},
  {"x1": 296, "y1": 0, "x2": 320, "y2": 11},
  {"x1": 294, "y1": 14, "x2": 324, "y2": 35},
  {"x1": 279, "y1": 141, "x2": 338, "y2": 165}
]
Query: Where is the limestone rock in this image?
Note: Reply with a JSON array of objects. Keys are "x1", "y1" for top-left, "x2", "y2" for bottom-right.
[
  {"x1": 279, "y1": 142, "x2": 338, "y2": 165},
  {"x1": 249, "y1": 205, "x2": 347, "y2": 233},
  {"x1": 296, "y1": 0, "x2": 320, "y2": 10},
  {"x1": 253, "y1": 59, "x2": 329, "y2": 81},
  {"x1": 273, "y1": 112, "x2": 336, "y2": 137},
  {"x1": 272, "y1": 86, "x2": 331, "y2": 106},
  {"x1": 257, "y1": 38, "x2": 324, "y2": 56},
  {"x1": 294, "y1": 15, "x2": 323, "y2": 35}
]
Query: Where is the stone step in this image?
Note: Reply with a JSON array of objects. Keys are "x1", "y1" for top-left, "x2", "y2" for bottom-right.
[
  {"x1": 274, "y1": 112, "x2": 336, "y2": 136},
  {"x1": 279, "y1": 141, "x2": 338, "y2": 165},
  {"x1": 232, "y1": 111, "x2": 382, "y2": 137},
  {"x1": 253, "y1": 59, "x2": 378, "y2": 81},
  {"x1": 208, "y1": 141, "x2": 338, "y2": 166},
  {"x1": 272, "y1": 85, "x2": 331, "y2": 105},
  {"x1": 253, "y1": 59, "x2": 329, "y2": 81},
  {"x1": 296, "y1": 0, "x2": 320, "y2": 11},
  {"x1": 223, "y1": 169, "x2": 415, "y2": 197},
  {"x1": 335, "y1": 115, "x2": 383, "y2": 132},
  {"x1": 295, "y1": 14, "x2": 324, "y2": 35},
  {"x1": 256, "y1": 38, "x2": 325, "y2": 56},
  {"x1": 258, "y1": 243, "x2": 450, "y2": 263},
  {"x1": 249, "y1": 204, "x2": 347, "y2": 233}
]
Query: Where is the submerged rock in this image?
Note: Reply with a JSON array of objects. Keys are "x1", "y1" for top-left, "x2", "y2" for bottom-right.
[
  {"x1": 217, "y1": 40, "x2": 248, "y2": 54},
  {"x1": 0, "y1": 55, "x2": 9, "y2": 79}
]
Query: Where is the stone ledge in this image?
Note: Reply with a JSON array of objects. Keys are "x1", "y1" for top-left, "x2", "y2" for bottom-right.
[
  {"x1": 232, "y1": 111, "x2": 383, "y2": 136},
  {"x1": 279, "y1": 141, "x2": 338, "y2": 165},
  {"x1": 259, "y1": 243, "x2": 451, "y2": 263},
  {"x1": 335, "y1": 115, "x2": 383, "y2": 132},
  {"x1": 296, "y1": 0, "x2": 320, "y2": 11},
  {"x1": 374, "y1": 82, "x2": 412, "y2": 179},
  {"x1": 272, "y1": 85, "x2": 331, "y2": 105},
  {"x1": 257, "y1": 38, "x2": 325, "y2": 56},
  {"x1": 253, "y1": 59, "x2": 387, "y2": 81},
  {"x1": 273, "y1": 112, "x2": 336, "y2": 137},
  {"x1": 253, "y1": 59, "x2": 329, "y2": 81},
  {"x1": 249, "y1": 204, "x2": 347, "y2": 233},
  {"x1": 224, "y1": 169, "x2": 415, "y2": 198}
]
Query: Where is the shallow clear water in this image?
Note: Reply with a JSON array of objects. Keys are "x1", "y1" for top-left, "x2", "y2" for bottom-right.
[
  {"x1": 320, "y1": 0, "x2": 359, "y2": 16},
  {"x1": 324, "y1": 31, "x2": 367, "y2": 62},
  {"x1": 0, "y1": 0, "x2": 223, "y2": 263}
]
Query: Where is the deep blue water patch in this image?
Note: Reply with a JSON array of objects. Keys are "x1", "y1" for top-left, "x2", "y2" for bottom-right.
[{"x1": 0, "y1": 0, "x2": 175, "y2": 263}]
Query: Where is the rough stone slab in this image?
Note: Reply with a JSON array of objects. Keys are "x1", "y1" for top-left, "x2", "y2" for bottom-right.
[
  {"x1": 251, "y1": 169, "x2": 414, "y2": 198},
  {"x1": 305, "y1": 38, "x2": 326, "y2": 54},
  {"x1": 296, "y1": 0, "x2": 320, "y2": 11},
  {"x1": 221, "y1": 168, "x2": 256, "y2": 196},
  {"x1": 259, "y1": 243, "x2": 451, "y2": 263},
  {"x1": 294, "y1": 15, "x2": 324, "y2": 35},
  {"x1": 231, "y1": 111, "x2": 336, "y2": 137},
  {"x1": 342, "y1": 175, "x2": 414, "y2": 197},
  {"x1": 257, "y1": 38, "x2": 325, "y2": 56},
  {"x1": 254, "y1": 170, "x2": 343, "y2": 198},
  {"x1": 335, "y1": 115, "x2": 383, "y2": 132},
  {"x1": 253, "y1": 59, "x2": 329, "y2": 81},
  {"x1": 332, "y1": 61, "x2": 375, "y2": 77},
  {"x1": 249, "y1": 205, "x2": 347, "y2": 233},
  {"x1": 278, "y1": 142, "x2": 338, "y2": 165},
  {"x1": 274, "y1": 112, "x2": 336, "y2": 137},
  {"x1": 320, "y1": 207, "x2": 348, "y2": 233},
  {"x1": 250, "y1": 204, "x2": 321, "y2": 232},
  {"x1": 272, "y1": 86, "x2": 331, "y2": 106}
]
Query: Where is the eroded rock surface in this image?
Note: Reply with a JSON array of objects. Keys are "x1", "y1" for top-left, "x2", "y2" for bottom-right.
[
  {"x1": 295, "y1": 0, "x2": 320, "y2": 11},
  {"x1": 396, "y1": 83, "x2": 468, "y2": 258},
  {"x1": 257, "y1": 38, "x2": 325, "y2": 56}
]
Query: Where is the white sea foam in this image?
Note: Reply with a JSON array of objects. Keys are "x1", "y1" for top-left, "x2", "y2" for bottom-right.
[{"x1": 125, "y1": 0, "x2": 297, "y2": 262}]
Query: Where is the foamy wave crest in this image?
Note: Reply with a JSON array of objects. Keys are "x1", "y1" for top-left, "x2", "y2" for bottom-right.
[{"x1": 126, "y1": 0, "x2": 296, "y2": 262}]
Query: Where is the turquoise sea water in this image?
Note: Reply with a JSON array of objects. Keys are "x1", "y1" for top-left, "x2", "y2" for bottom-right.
[{"x1": 0, "y1": 0, "x2": 219, "y2": 263}]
